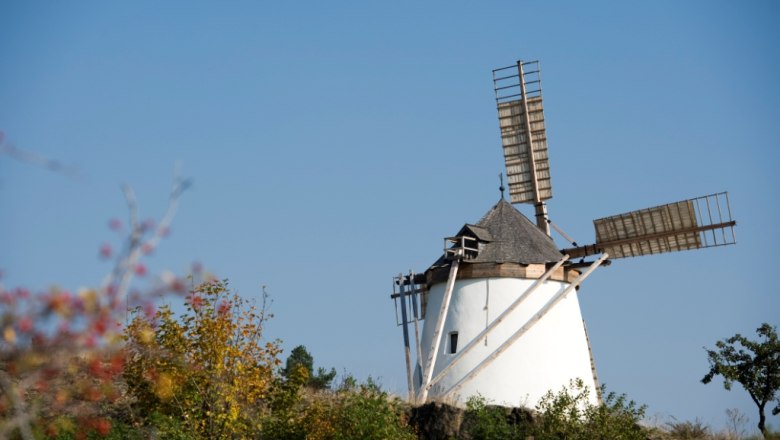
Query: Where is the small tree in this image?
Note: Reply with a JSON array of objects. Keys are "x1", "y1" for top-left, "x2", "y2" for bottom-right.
[
  {"x1": 124, "y1": 279, "x2": 282, "y2": 438},
  {"x1": 702, "y1": 323, "x2": 780, "y2": 437},
  {"x1": 283, "y1": 345, "x2": 337, "y2": 390}
]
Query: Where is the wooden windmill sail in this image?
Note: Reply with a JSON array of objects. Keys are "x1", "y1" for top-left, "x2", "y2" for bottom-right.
[
  {"x1": 492, "y1": 60, "x2": 737, "y2": 257},
  {"x1": 493, "y1": 61, "x2": 552, "y2": 234}
]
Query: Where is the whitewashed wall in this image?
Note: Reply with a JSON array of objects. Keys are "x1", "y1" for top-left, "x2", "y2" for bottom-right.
[{"x1": 415, "y1": 276, "x2": 598, "y2": 408}]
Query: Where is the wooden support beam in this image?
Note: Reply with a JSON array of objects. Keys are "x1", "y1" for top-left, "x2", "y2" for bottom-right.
[
  {"x1": 397, "y1": 276, "x2": 414, "y2": 401},
  {"x1": 418, "y1": 258, "x2": 460, "y2": 404}
]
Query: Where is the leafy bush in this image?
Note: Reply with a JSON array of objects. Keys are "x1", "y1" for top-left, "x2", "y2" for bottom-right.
[
  {"x1": 534, "y1": 379, "x2": 647, "y2": 440},
  {"x1": 464, "y1": 379, "x2": 647, "y2": 440},
  {"x1": 261, "y1": 376, "x2": 416, "y2": 440},
  {"x1": 328, "y1": 378, "x2": 416, "y2": 440},
  {"x1": 464, "y1": 394, "x2": 527, "y2": 440}
]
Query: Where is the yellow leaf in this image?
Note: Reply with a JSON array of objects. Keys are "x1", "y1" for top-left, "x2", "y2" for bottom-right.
[
  {"x1": 154, "y1": 372, "x2": 175, "y2": 400},
  {"x1": 3, "y1": 326, "x2": 16, "y2": 344},
  {"x1": 78, "y1": 288, "x2": 98, "y2": 313},
  {"x1": 55, "y1": 389, "x2": 69, "y2": 406},
  {"x1": 139, "y1": 326, "x2": 155, "y2": 345}
]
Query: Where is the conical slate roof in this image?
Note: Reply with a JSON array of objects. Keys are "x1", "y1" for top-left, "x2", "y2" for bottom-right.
[{"x1": 430, "y1": 199, "x2": 563, "y2": 268}]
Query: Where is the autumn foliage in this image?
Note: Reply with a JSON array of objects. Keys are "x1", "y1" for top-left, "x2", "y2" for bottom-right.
[
  {"x1": 123, "y1": 279, "x2": 282, "y2": 438},
  {"x1": 0, "y1": 144, "x2": 415, "y2": 438},
  {"x1": 120, "y1": 280, "x2": 416, "y2": 439},
  {"x1": 0, "y1": 162, "x2": 197, "y2": 438}
]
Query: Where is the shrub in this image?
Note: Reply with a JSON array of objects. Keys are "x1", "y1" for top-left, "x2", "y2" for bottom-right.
[
  {"x1": 261, "y1": 376, "x2": 416, "y2": 440},
  {"x1": 463, "y1": 380, "x2": 647, "y2": 440},
  {"x1": 464, "y1": 394, "x2": 527, "y2": 440},
  {"x1": 664, "y1": 418, "x2": 711, "y2": 439},
  {"x1": 123, "y1": 279, "x2": 281, "y2": 439}
]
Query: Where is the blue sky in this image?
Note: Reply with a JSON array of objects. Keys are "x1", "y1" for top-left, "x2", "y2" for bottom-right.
[{"x1": 1, "y1": 0, "x2": 779, "y2": 432}]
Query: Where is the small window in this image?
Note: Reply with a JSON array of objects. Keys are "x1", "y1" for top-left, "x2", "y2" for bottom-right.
[{"x1": 449, "y1": 331, "x2": 459, "y2": 354}]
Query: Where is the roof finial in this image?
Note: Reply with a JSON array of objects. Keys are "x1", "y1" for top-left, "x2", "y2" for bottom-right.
[{"x1": 499, "y1": 172, "x2": 506, "y2": 200}]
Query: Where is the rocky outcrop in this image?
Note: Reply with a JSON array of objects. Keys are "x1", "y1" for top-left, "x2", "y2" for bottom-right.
[
  {"x1": 407, "y1": 401, "x2": 535, "y2": 440},
  {"x1": 408, "y1": 402, "x2": 466, "y2": 440}
]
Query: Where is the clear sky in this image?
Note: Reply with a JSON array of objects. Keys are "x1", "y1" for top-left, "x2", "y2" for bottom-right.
[{"x1": 1, "y1": 0, "x2": 779, "y2": 433}]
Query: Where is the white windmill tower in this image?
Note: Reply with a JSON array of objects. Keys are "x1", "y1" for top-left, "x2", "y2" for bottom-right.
[{"x1": 390, "y1": 59, "x2": 737, "y2": 408}]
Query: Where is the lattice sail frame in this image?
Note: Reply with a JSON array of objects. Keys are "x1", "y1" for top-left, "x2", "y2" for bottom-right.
[
  {"x1": 592, "y1": 192, "x2": 736, "y2": 259},
  {"x1": 494, "y1": 61, "x2": 552, "y2": 204}
]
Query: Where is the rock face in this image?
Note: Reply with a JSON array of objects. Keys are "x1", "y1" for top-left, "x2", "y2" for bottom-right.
[
  {"x1": 408, "y1": 402, "x2": 466, "y2": 440},
  {"x1": 407, "y1": 401, "x2": 535, "y2": 440}
]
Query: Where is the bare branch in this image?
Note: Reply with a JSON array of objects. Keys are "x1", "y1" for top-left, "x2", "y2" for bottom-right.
[
  {"x1": 99, "y1": 165, "x2": 190, "y2": 313},
  {"x1": 0, "y1": 140, "x2": 82, "y2": 181}
]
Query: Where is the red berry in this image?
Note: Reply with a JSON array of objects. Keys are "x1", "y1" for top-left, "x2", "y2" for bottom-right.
[
  {"x1": 99, "y1": 243, "x2": 112, "y2": 259},
  {"x1": 190, "y1": 295, "x2": 203, "y2": 310},
  {"x1": 18, "y1": 316, "x2": 33, "y2": 333},
  {"x1": 108, "y1": 218, "x2": 122, "y2": 231},
  {"x1": 14, "y1": 287, "x2": 30, "y2": 299}
]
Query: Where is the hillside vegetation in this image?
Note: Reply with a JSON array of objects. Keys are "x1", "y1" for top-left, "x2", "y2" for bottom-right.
[{"x1": 4, "y1": 278, "x2": 778, "y2": 439}]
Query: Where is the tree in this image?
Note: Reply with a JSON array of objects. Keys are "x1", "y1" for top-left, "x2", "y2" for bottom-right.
[
  {"x1": 283, "y1": 345, "x2": 337, "y2": 390},
  {"x1": 702, "y1": 323, "x2": 780, "y2": 436},
  {"x1": 123, "y1": 279, "x2": 282, "y2": 439},
  {"x1": 283, "y1": 346, "x2": 314, "y2": 380}
]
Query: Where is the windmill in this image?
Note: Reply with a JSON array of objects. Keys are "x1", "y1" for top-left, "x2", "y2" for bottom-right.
[{"x1": 390, "y1": 59, "x2": 737, "y2": 407}]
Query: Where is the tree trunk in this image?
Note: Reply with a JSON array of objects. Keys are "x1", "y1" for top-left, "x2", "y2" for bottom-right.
[{"x1": 758, "y1": 403, "x2": 766, "y2": 437}]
